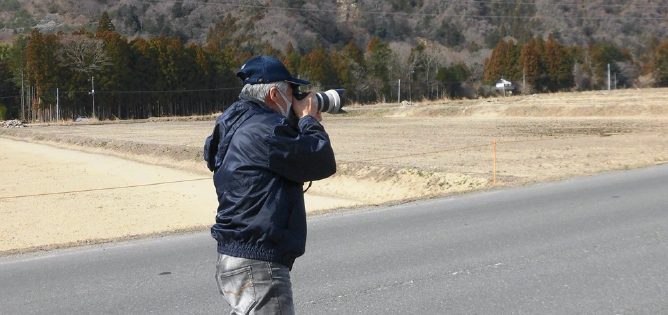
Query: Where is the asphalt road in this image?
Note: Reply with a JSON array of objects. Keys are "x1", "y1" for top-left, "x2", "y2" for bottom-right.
[{"x1": 1, "y1": 165, "x2": 667, "y2": 314}]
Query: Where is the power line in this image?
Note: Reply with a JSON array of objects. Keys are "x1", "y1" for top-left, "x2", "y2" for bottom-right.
[
  {"x1": 465, "y1": 0, "x2": 668, "y2": 9},
  {"x1": 94, "y1": 86, "x2": 242, "y2": 94},
  {"x1": 1, "y1": 134, "x2": 612, "y2": 200},
  {"x1": 0, "y1": 178, "x2": 209, "y2": 200},
  {"x1": 147, "y1": 0, "x2": 668, "y2": 10},
  {"x1": 14, "y1": 86, "x2": 242, "y2": 95},
  {"x1": 140, "y1": 0, "x2": 668, "y2": 20}
]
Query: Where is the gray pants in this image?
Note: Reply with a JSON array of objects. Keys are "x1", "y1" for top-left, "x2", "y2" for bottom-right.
[{"x1": 215, "y1": 254, "x2": 295, "y2": 315}]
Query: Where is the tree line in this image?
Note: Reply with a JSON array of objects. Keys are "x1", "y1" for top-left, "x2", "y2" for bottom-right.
[
  {"x1": 484, "y1": 35, "x2": 668, "y2": 93},
  {"x1": 1, "y1": 12, "x2": 668, "y2": 121}
]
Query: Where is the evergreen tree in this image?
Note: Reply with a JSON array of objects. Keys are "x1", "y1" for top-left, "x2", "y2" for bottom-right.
[
  {"x1": 283, "y1": 42, "x2": 301, "y2": 75},
  {"x1": 98, "y1": 31, "x2": 132, "y2": 118},
  {"x1": 342, "y1": 40, "x2": 364, "y2": 66},
  {"x1": 96, "y1": 12, "x2": 116, "y2": 36},
  {"x1": 544, "y1": 35, "x2": 574, "y2": 91},
  {"x1": 652, "y1": 41, "x2": 668, "y2": 87},
  {"x1": 332, "y1": 40, "x2": 365, "y2": 103},
  {"x1": 129, "y1": 38, "x2": 159, "y2": 117},
  {"x1": 26, "y1": 29, "x2": 61, "y2": 119},
  {"x1": 299, "y1": 45, "x2": 338, "y2": 88},
  {"x1": 519, "y1": 37, "x2": 545, "y2": 92},
  {"x1": 484, "y1": 39, "x2": 521, "y2": 84},
  {"x1": 365, "y1": 37, "x2": 392, "y2": 101},
  {"x1": 588, "y1": 42, "x2": 630, "y2": 89},
  {"x1": 436, "y1": 63, "x2": 470, "y2": 99},
  {"x1": 0, "y1": 44, "x2": 20, "y2": 119}
]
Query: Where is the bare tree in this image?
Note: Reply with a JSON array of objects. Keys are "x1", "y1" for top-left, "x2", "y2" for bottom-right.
[
  {"x1": 572, "y1": 62, "x2": 589, "y2": 91},
  {"x1": 59, "y1": 35, "x2": 111, "y2": 76},
  {"x1": 421, "y1": 53, "x2": 440, "y2": 99},
  {"x1": 59, "y1": 35, "x2": 111, "y2": 118},
  {"x1": 615, "y1": 61, "x2": 640, "y2": 88}
]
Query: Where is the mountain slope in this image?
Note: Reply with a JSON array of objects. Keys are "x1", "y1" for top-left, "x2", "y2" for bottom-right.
[{"x1": 2, "y1": 0, "x2": 667, "y2": 59}]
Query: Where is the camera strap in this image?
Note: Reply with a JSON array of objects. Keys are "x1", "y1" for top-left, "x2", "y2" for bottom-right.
[{"x1": 303, "y1": 181, "x2": 312, "y2": 193}]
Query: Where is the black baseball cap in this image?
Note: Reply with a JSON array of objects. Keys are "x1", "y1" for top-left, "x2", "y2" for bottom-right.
[{"x1": 236, "y1": 55, "x2": 310, "y2": 86}]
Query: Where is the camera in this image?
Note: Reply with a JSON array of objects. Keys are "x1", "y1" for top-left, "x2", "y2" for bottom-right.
[{"x1": 293, "y1": 89, "x2": 345, "y2": 114}]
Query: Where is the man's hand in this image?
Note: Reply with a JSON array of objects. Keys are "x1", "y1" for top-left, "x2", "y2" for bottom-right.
[{"x1": 292, "y1": 93, "x2": 322, "y2": 121}]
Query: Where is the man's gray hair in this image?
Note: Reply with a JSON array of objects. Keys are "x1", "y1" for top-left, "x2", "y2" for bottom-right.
[{"x1": 240, "y1": 81, "x2": 289, "y2": 101}]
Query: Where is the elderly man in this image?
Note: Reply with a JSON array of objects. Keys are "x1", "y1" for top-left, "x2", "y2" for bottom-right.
[{"x1": 204, "y1": 55, "x2": 337, "y2": 314}]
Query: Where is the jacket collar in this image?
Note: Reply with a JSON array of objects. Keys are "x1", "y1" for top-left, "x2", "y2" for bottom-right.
[{"x1": 239, "y1": 94, "x2": 275, "y2": 114}]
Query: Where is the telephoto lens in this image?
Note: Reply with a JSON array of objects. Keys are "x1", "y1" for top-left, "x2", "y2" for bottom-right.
[{"x1": 294, "y1": 89, "x2": 345, "y2": 114}]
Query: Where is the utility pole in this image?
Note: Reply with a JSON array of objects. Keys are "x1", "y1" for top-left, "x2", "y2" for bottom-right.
[
  {"x1": 607, "y1": 63, "x2": 611, "y2": 91},
  {"x1": 523, "y1": 66, "x2": 526, "y2": 93},
  {"x1": 614, "y1": 73, "x2": 617, "y2": 90},
  {"x1": 20, "y1": 70, "x2": 24, "y2": 121},
  {"x1": 397, "y1": 79, "x2": 401, "y2": 104},
  {"x1": 56, "y1": 88, "x2": 60, "y2": 121},
  {"x1": 89, "y1": 76, "x2": 96, "y2": 118},
  {"x1": 29, "y1": 84, "x2": 33, "y2": 122},
  {"x1": 409, "y1": 69, "x2": 414, "y2": 104}
]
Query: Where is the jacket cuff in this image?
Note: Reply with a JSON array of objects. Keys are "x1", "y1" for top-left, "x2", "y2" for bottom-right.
[{"x1": 298, "y1": 115, "x2": 320, "y2": 129}]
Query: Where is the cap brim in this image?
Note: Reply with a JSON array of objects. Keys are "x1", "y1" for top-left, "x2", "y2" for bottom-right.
[{"x1": 286, "y1": 77, "x2": 310, "y2": 86}]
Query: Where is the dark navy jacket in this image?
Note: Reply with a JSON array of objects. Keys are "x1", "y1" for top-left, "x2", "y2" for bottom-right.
[{"x1": 204, "y1": 96, "x2": 336, "y2": 269}]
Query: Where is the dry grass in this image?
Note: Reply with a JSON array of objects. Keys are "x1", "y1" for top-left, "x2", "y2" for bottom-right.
[{"x1": 0, "y1": 88, "x2": 666, "y2": 254}]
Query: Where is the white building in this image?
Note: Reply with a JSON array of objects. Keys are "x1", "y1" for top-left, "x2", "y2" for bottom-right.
[{"x1": 495, "y1": 78, "x2": 514, "y2": 95}]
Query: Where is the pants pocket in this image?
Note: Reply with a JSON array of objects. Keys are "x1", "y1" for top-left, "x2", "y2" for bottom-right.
[{"x1": 216, "y1": 265, "x2": 257, "y2": 314}]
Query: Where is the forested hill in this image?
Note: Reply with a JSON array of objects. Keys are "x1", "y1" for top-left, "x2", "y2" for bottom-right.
[
  {"x1": 2, "y1": 0, "x2": 668, "y2": 59},
  {"x1": 2, "y1": 1, "x2": 668, "y2": 122}
]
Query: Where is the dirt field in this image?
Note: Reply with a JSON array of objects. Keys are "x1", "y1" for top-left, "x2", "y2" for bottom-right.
[{"x1": 1, "y1": 88, "x2": 667, "y2": 254}]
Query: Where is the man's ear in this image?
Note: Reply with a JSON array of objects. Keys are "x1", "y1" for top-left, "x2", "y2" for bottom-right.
[{"x1": 267, "y1": 86, "x2": 279, "y2": 104}]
